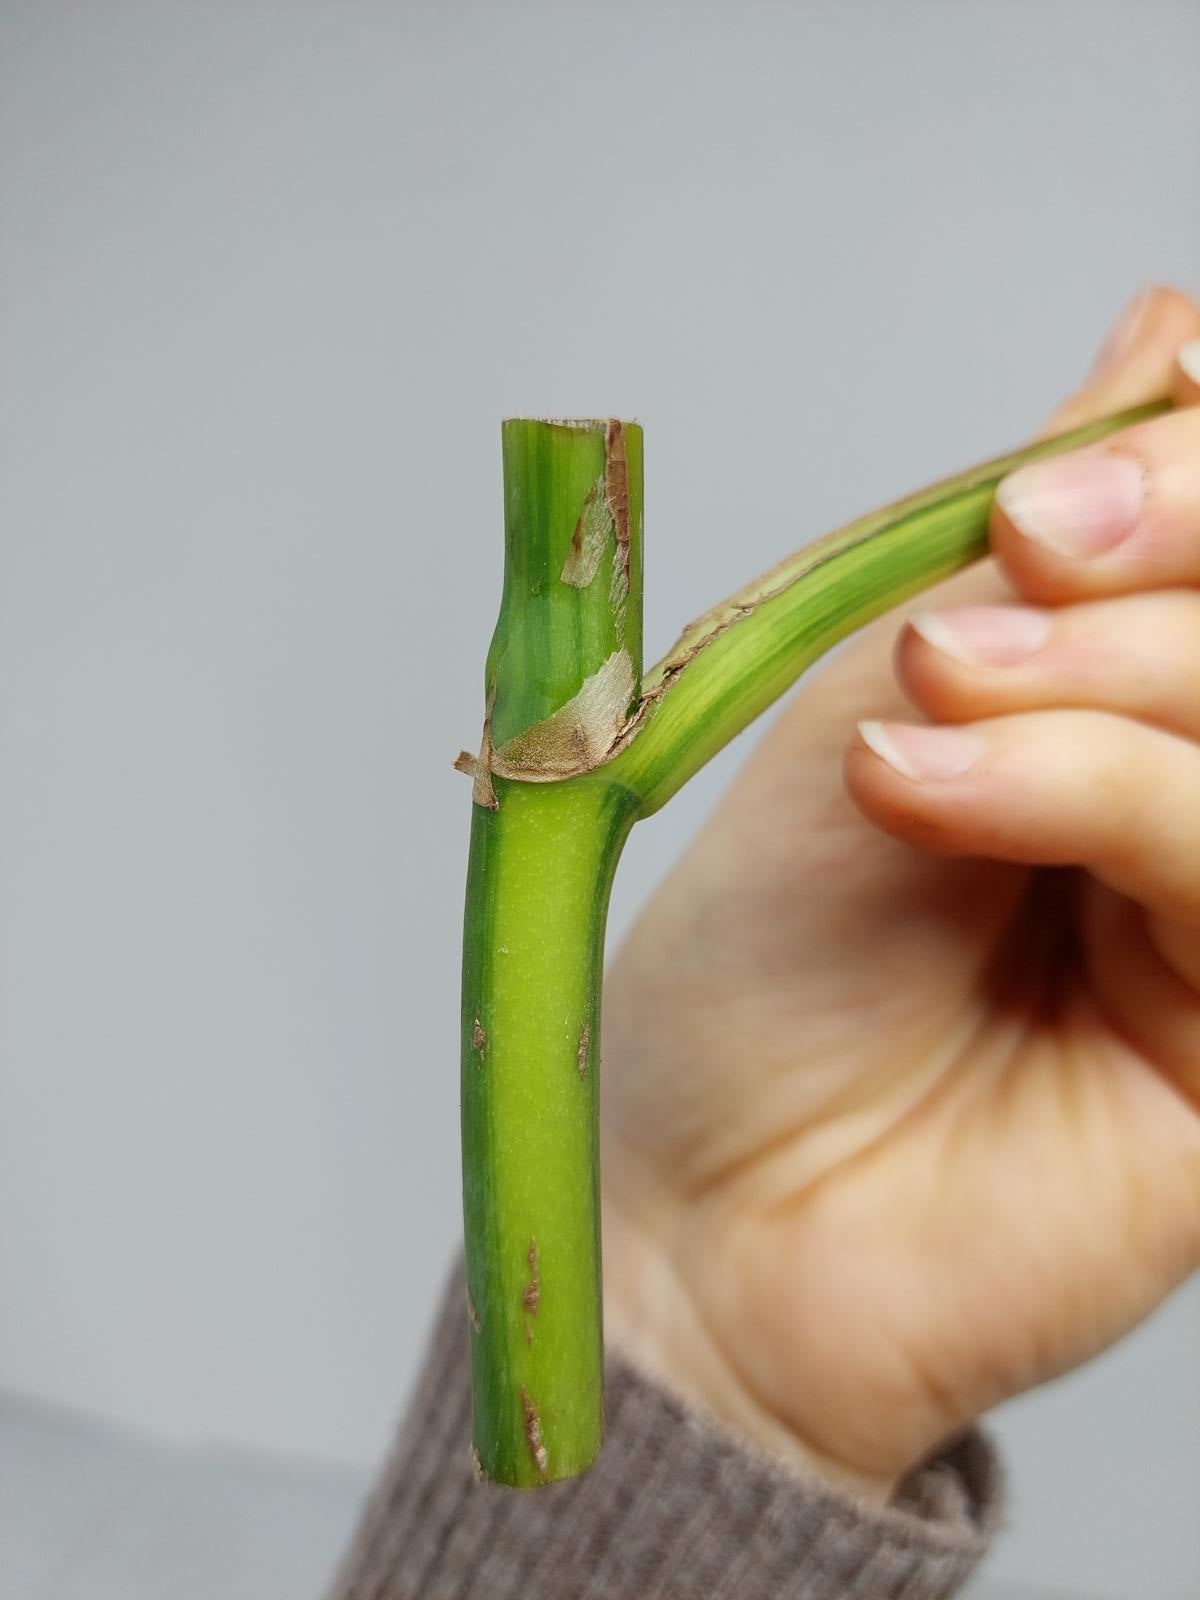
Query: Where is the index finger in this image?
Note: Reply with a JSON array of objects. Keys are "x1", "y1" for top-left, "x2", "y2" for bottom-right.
[
  {"x1": 1041, "y1": 284, "x2": 1200, "y2": 436},
  {"x1": 991, "y1": 405, "x2": 1200, "y2": 605}
]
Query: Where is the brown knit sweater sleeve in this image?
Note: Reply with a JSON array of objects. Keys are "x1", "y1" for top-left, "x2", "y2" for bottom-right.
[{"x1": 325, "y1": 1260, "x2": 1003, "y2": 1600}]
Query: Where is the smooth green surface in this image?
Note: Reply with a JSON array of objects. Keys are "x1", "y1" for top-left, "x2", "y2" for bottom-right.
[{"x1": 462, "y1": 779, "x2": 636, "y2": 1484}]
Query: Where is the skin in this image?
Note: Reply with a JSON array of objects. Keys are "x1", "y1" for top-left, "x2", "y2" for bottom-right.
[{"x1": 600, "y1": 285, "x2": 1200, "y2": 1502}]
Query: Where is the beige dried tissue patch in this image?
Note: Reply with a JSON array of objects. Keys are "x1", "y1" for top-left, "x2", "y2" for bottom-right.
[{"x1": 489, "y1": 648, "x2": 635, "y2": 781}]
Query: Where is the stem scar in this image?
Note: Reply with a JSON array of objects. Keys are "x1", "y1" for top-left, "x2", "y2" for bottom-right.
[
  {"x1": 453, "y1": 717, "x2": 499, "y2": 810},
  {"x1": 577, "y1": 1021, "x2": 590, "y2": 1077},
  {"x1": 466, "y1": 1287, "x2": 482, "y2": 1336},
  {"x1": 472, "y1": 1018, "x2": 486, "y2": 1061},
  {"x1": 520, "y1": 1386, "x2": 549, "y2": 1480},
  {"x1": 604, "y1": 419, "x2": 631, "y2": 595},
  {"x1": 487, "y1": 648, "x2": 634, "y2": 780},
  {"x1": 522, "y1": 1236, "x2": 540, "y2": 1313},
  {"x1": 561, "y1": 473, "x2": 611, "y2": 589}
]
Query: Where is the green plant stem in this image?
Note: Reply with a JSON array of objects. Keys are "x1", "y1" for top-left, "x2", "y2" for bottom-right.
[
  {"x1": 461, "y1": 399, "x2": 1167, "y2": 1487},
  {"x1": 461, "y1": 418, "x2": 642, "y2": 1485}
]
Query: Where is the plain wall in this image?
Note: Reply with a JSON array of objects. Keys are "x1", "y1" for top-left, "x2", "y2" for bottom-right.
[{"x1": 1, "y1": 2, "x2": 1198, "y2": 1594}]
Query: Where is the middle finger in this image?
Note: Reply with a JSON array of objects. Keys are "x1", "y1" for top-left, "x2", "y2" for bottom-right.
[{"x1": 895, "y1": 588, "x2": 1200, "y2": 745}]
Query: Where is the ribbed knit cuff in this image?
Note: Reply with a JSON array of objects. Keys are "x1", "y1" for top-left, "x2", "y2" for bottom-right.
[{"x1": 325, "y1": 1259, "x2": 1003, "y2": 1600}]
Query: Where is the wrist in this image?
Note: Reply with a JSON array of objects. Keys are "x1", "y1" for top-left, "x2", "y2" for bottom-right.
[{"x1": 601, "y1": 1188, "x2": 898, "y2": 1505}]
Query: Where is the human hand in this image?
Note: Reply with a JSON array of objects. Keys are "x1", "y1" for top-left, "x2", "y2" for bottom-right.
[{"x1": 600, "y1": 286, "x2": 1200, "y2": 1501}]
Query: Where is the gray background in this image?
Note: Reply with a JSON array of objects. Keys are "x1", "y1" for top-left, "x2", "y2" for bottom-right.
[{"x1": 1, "y1": 2, "x2": 1198, "y2": 1596}]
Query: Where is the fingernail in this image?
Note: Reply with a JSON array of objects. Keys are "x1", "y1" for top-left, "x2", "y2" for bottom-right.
[
  {"x1": 1178, "y1": 338, "x2": 1200, "y2": 387},
  {"x1": 857, "y1": 721, "x2": 981, "y2": 781},
  {"x1": 1086, "y1": 288, "x2": 1151, "y2": 382},
  {"x1": 996, "y1": 454, "x2": 1144, "y2": 558},
  {"x1": 909, "y1": 606, "x2": 1051, "y2": 667}
]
